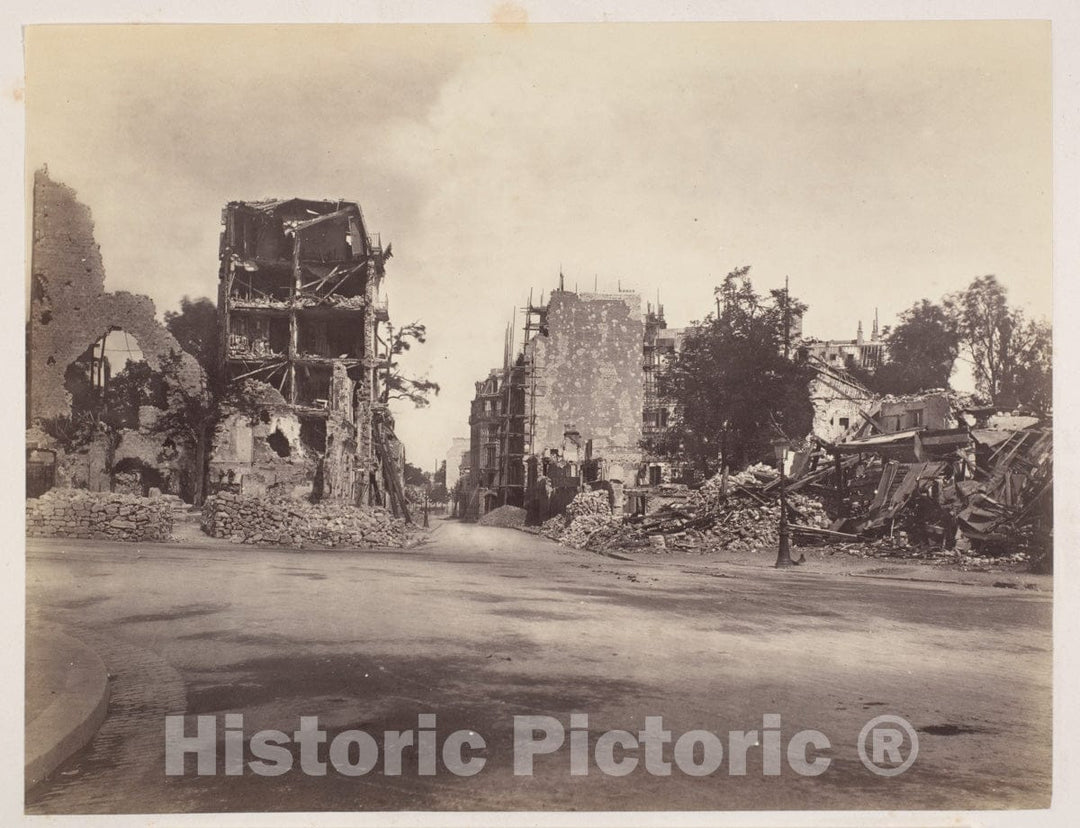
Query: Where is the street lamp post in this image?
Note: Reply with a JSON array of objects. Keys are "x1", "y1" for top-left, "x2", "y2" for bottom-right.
[{"x1": 772, "y1": 438, "x2": 794, "y2": 568}]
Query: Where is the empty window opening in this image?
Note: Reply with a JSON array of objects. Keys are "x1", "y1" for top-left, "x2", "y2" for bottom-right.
[
  {"x1": 266, "y1": 428, "x2": 291, "y2": 458},
  {"x1": 300, "y1": 418, "x2": 327, "y2": 453},
  {"x1": 298, "y1": 316, "x2": 361, "y2": 358},
  {"x1": 295, "y1": 364, "x2": 332, "y2": 407},
  {"x1": 229, "y1": 314, "x2": 288, "y2": 358},
  {"x1": 230, "y1": 261, "x2": 293, "y2": 303}
]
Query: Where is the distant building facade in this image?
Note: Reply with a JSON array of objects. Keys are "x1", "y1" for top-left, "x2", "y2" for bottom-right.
[
  {"x1": 800, "y1": 310, "x2": 885, "y2": 371},
  {"x1": 444, "y1": 436, "x2": 470, "y2": 489}
]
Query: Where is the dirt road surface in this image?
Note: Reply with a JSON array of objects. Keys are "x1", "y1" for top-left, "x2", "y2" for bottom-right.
[{"x1": 26, "y1": 520, "x2": 1051, "y2": 813}]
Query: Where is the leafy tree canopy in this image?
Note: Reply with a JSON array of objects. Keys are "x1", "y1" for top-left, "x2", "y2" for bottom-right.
[
  {"x1": 947, "y1": 275, "x2": 1051, "y2": 413},
  {"x1": 662, "y1": 267, "x2": 814, "y2": 473}
]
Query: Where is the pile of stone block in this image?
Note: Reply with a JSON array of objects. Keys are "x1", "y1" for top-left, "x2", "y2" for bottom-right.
[
  {"x1": 686, "y1": 463, "x2": 778, "y2": 511},
  {"x1": 540, "y1": 490, "x2": 622, "y2": 549},
  {"x1": 26, "y1": 490, "x2": 174, "y2": 542},
  {"x1": 689, "y1": 492, "x2": 830, "y2": 553},
  {"x1": 565, "y1": 490, "x2": 612, "y2": 519},
  {"x1": 201, "y1": 492, "x2": 411, "y2": 548}
]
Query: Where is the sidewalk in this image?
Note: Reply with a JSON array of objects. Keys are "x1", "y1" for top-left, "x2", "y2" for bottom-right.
[{"x1": 25, "y1": 623, "x2": 110, "y2": 791}]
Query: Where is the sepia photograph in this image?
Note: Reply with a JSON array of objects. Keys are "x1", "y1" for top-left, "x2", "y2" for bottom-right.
[{"x1": 14, "y1": 6, "x2": 1068, "y2": 824}]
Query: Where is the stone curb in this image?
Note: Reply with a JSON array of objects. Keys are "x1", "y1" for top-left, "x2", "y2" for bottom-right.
[{"x1": 25, "y1": 630, "x2": 110, "y2": 792}]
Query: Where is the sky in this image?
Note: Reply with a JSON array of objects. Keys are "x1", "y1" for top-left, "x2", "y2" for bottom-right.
[{"x1": 24, "y1": 21, "x2": 1052, "y2": 472}]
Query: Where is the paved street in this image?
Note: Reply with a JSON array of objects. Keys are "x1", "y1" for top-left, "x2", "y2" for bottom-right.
[{"x1": 26, "y1": 521, "x2": 1051, "y2": 813}]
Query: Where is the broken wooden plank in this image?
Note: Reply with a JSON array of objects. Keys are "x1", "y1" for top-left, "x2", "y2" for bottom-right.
[{"x1": 789, "y1": 523, "x2": 859, "y2": 539}]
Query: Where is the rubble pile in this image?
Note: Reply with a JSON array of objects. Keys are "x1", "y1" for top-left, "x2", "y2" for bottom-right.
[
  {"x1": 686, "y1": 463, "x2": 778, "y2": 511},
  {"x1": 566, "y1": 490, "x2": 612, "y2": 519},
  {"x1": 688, "y1": 492, "x2": 830, "y2": 553},
  {"x1": 531, "y1": 396, "x2": 1050, "y2": 570},
  {"x1": 478, "y1": 505, "x2": 527, "y2": 528},
  {"x1": 539, "y1": 515, "x2": 567, "y2": 540},
  {"x1": 572, "y1": 468, "x2": 832, "y2": 555},
  {"x1": 26, "y1": 490, "x2": 174, "y2": 542},
  {"x1": 540, "y1": 490, "x2": 622, "y2": 549},
  {"x1": 560, "y1": 513, "x2": 624, "y2": 549},
  {"x1": 202, "y1": 492, "x2": 411, "y2": 548}
]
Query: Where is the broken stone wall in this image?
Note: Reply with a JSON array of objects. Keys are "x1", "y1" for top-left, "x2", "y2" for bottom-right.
[
  {"x1": 879, "y1": 393, "x2": 953, "y2": 433},
  {"x1": 323, "y1": 361, "x2": 358, "y2": 502},
  {"x1": 809, "y1": 372, "x2": 876, "y2": 443},
  {"x1": 207, "y1": 380, "x2": 317, "y2": 499},
  {"x1": 28, "y1": 170, "x2": 205, "y2": 423},
  {"x1": 27, "y1": 170, "x2": 208, "y2": 502},
  {"x1": 526, "y1": 291, "x2": 644, "y2": 484}
]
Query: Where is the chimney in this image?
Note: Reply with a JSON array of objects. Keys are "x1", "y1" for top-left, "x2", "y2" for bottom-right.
[{"x1": 857, "y1": 320, "x2": 864, "y2": 346}]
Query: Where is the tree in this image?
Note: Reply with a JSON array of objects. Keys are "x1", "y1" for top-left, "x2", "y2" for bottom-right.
[
  {"x1": 382, "y1": 322, "x2": 440, "y2": 408},
  {"x1": 41, "y1": 354, "x2": 168, "y2": 450},
  {"x1": 157, "y1": 297, "x2": 227, "y2": 504},
  {"x1": 662, "y1": 267, "x2": 814, "y2": 474},
  {"x1": 403, "y1": 462, "x2": 430, "y2": 487},
  {"x1": 165, "y1": 297, "x2": 221, "y2": 388},
  {"x1": 149, "y1": 351, "x2": 216, "y2": 505},
  {"x1": 950, "y1": 275, "x2": 1052, "y2": 411},
  {"x1": 1008, "y1": 317, "x2": 1052, "y2": 414},
  {"x1": 862, "y1": 300, "x2": 960, "y2": 395},
  {"x1": 100, "y1": 360, "x2": 168, "y2": 431}
]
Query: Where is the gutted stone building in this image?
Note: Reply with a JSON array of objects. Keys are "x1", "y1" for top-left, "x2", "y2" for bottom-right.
[
  {"x1": 525, "y1": 290, "x2": 644, "y2": 480},
  {"x1": 211, "y1": 198, "x2": 406, "y2": 510},
  {"x1": 465, "y1": 284, "x2": 645, "y2": 520}
]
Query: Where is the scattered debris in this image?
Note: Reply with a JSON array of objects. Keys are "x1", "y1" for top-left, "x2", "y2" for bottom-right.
[{"x1": 541, "y1": 413, "x2": 1051, "y2": 573}]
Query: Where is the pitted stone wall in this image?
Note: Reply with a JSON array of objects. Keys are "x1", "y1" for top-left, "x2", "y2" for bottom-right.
[
  {"x1": 28, "y1": 170, "x2": 205, "y2": 422},
  {"x1": 526, "y1": 291, "x2": 644, "y2": 481}
]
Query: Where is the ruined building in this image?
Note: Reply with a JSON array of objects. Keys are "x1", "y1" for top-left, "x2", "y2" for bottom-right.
[
  {"x1": 211, "y1": 198, "x2": 406, "y2": 511},
  {"x1": 466, "y1": 283, "x2": 645, "y2": 520},
  {"x1": 467, "y1": 359, "x2": 528, "y2": 517},
  {"x1": 27, "y1": 169, "x2": 206, "y2": 499}
]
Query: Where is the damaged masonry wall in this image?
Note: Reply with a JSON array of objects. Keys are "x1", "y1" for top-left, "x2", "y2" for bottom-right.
[
  {"x1": 28, "y1": 170, "x2": 204, "y2": 422},
  {"x1": 807, "y1": 365, "x2": 876, "y2": 444},
  {"x1": 527, "y1": 291, "x2": 645, "y2": 484}
]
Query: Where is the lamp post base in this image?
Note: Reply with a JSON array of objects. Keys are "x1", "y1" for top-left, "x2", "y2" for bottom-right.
[{"x1": 775, "y1": 531, "x2": 795, "y2": 567}]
